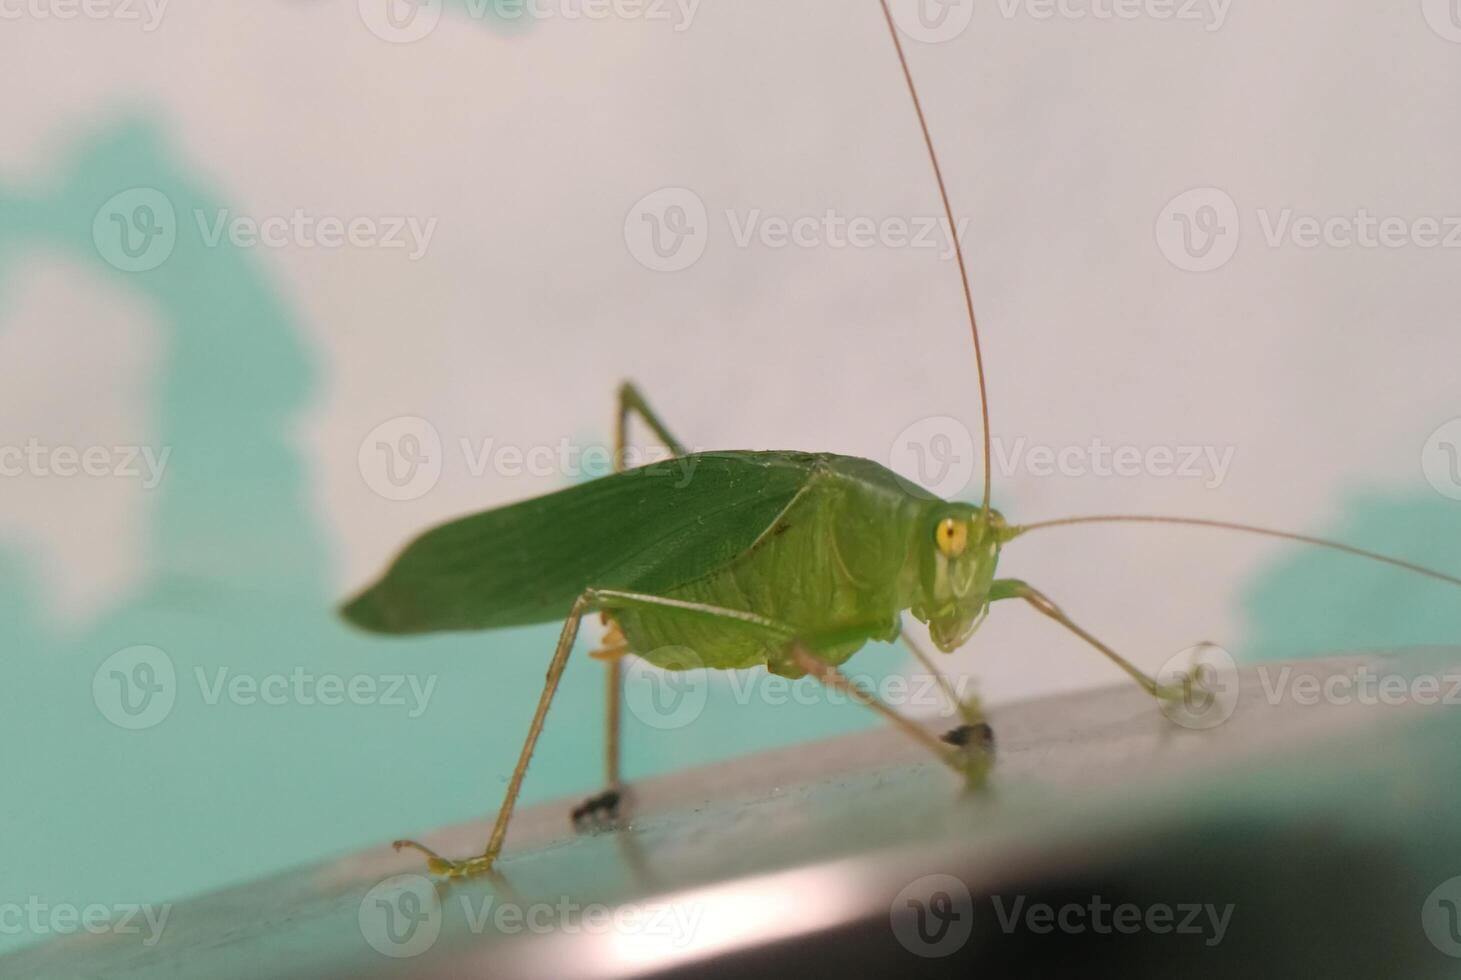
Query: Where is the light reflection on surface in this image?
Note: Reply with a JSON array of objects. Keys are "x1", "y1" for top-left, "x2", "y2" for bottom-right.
[{"x1": 600, "y1": 860, "x2": 872, "y2": 978}]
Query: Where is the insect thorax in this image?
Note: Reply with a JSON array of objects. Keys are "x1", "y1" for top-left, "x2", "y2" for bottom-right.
[{"x1": 614, "y1": 460, "x2": 926, "y2": 675}]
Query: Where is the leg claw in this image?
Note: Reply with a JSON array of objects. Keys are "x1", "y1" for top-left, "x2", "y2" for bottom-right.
[
  {"x1": 392, "y1": 839, "x2": 496, "y2": 879},
  {"x1": 571, "y1": 788, "x2": 623, "y2": 832},
  {"x1": 941, "y1": 721, "x2": 996, "y2": 786},
  {"x1": 941, "y1": 721, "x2": 995, "y2": 751},
  {"x1": 1155, "y1": 667, "x2": 1211, "y2": 706}
]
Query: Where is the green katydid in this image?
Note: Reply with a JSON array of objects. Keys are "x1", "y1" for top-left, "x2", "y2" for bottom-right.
[{"x1": 341, "y1": 0, "x2": 1461, "y2": 879}]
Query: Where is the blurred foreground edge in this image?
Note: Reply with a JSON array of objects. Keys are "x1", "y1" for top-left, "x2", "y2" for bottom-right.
[{"x1": 9, "y1": 650, "x2": 1461, "y2": 979}]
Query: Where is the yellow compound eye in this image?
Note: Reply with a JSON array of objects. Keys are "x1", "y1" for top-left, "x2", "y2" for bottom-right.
[{"x1": 935, "y1": 517, "x2": 968, "y2": 558}]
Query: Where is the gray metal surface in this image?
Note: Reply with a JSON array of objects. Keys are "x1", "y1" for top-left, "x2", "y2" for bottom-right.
[{"x1": 9, "y1": 650, "x2": 1461, "y2": 978}]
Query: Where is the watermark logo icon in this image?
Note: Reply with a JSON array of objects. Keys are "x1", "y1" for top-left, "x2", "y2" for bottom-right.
[
  {"x1": 360, "y1": 874, "x2": 443, "y2": 958},
  {"x1": 887, "y1": 0, "x2": 976, "y2": 43},
  {"x1": 1155, "y1": 187, "x2": 1241, "y2": 272},
  {"x1": 891, "y1": 416, "x2": 976, "y2": 499},
  {"x1": 623, "y1": 648, "x2": 709, "y2": 729},
  {"x1": 93, "y1": 189, "x2": 177, "y2": 273},
  {"x1": 1156, "y1": 643, "x2": 1239, "y2": 730},
  {"x1": 890, "y1": 874, "x2": 974, "y2": 957},
  {"x1": 624, "y1": 187, "x2": 709, "y2": 272},
  {"x1": 1422, "y1": 417, "x2": 1461, "y2": 501},
  {"x1": 359, "y1": 417, "x2": 444, "y2": 501},
  {"x1": 93, "y1": 645, "x2": 177, "y2": 730},
  {"x1": 1421, "y1": 0, "x2": 1461, "y2": 42},
  {"x1": 1422, "y1": 875, "x2": 1461, "y2": 957},
  {"x1": 359, "y1": 0, "x2": 443, "y2": 43}
]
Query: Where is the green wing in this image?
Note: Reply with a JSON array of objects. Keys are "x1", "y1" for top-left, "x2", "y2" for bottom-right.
[{"x1": 341, "y1": 452, "x2": 819, "y2": 635}]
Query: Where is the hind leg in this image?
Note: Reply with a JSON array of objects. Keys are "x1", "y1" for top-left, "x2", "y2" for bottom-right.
[{"x1": 396, "y1": 593, "x2": 596, "y2": 877}]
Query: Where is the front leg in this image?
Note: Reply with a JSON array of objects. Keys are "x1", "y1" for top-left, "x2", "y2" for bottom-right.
[{"x1": 990, "y1": 578, "x2": 1211, "y2": 706}]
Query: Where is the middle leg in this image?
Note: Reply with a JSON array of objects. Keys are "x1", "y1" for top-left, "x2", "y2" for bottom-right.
[
  {"x1": 788, "y1": 646, "x2": 989, "y2": 785},
  {"x1": 579, "y1": 382, "x2": 690, "y2": 830},
  {"x1": 901, "y1": 627, "x2": 993, "y2": 754}
]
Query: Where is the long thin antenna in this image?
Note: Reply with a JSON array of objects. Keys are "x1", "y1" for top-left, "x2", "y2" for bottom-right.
[
  {"x1": 1013, "y1": 514, "x2": 1461, "y2": 590},
  {"x1": 877, "y1": 0, "x2": 992, "y2": 516}
]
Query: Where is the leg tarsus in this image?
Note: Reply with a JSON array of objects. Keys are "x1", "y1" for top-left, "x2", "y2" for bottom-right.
[
  {"x1": 571, "y1": 787, "x2": 625, "y2": 833},
  {"x1": 1152, "y1": 646, "x2": 1222, "y2": 707},
  {"x1": 393, "y1": 839, "x2": 495, "y2": 879},
  {"x1": 942, "y1": 721, "x2": 996, "y2": 778},
  {"x1": 941, "y1": 721, "x2": 994, "y2": 752}
]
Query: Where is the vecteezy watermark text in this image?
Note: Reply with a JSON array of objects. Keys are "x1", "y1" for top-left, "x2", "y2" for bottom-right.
[
  {"x1": 889, "y1": 874, "x2": 1234, "y2": 958},
  {"x1": 991, "y1": 437, "x2": 1234, "y2": 488},
  {"x1": 888, "y1": 416, "x2": 1234, "y2": 499},
  {"x1": 357, "y1": 0, "x2": 702, "y2": 44},
  {"x1": 194, "y1": 210, "x2": 436, "y2": 261},
  {"x1": 1153, "y1": 655, "x2": 1461, "y2": 733},
  {"x1": 92, "y1": 645, "x2": 437, "y2": 730},
  {"x1": 724, "y1": 210, "x2": 970, "y2": 259},
  {"x1": 989, "y1": 894, "x2": 1234, "y2": 946},
  {"x1": 0, "y1": 0, "x2": 168, "y2": 30},
  {"x1": 0, "y1": 439, "x2": 170, "y2": 489},
  {"x1": 885, "y1": 0, "x2": 1229, "y2": 44},
  {"x1": 1157, "y1": 187, "x2": 1461, "y2": 272},
  {"x1": 1258, "y1": 664, "x2": 1461, "y2": 708},
  {"x1": 194, "y1": 667, "x2": 437, "y2": 716},
  {"x1": 623, "y1": 188, "x2": 971, "y2": 272},
  {"x1": 92, "y1": 188, "x2": 437, "y2": 272},
  {"x1": 0, "y1": 898, "x2": 170, "y2": 947},
  {"x1": 357, "y1": 416, "x2": 701, "y2": 501},
  {"x1": 988, "y1": 0, "x2": 1230, "y2": 29},
  {"x1": 621, "y1": 654, "x2": 978, "y2": 731},
  {"x1": 358, "y1": 874, "x2": 703, "y2": 958}
]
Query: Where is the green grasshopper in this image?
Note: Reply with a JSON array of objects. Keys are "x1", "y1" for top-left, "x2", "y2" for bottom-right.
[{"x1": 342, "y1": 0, "x2": 1461, "y2": 879}]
